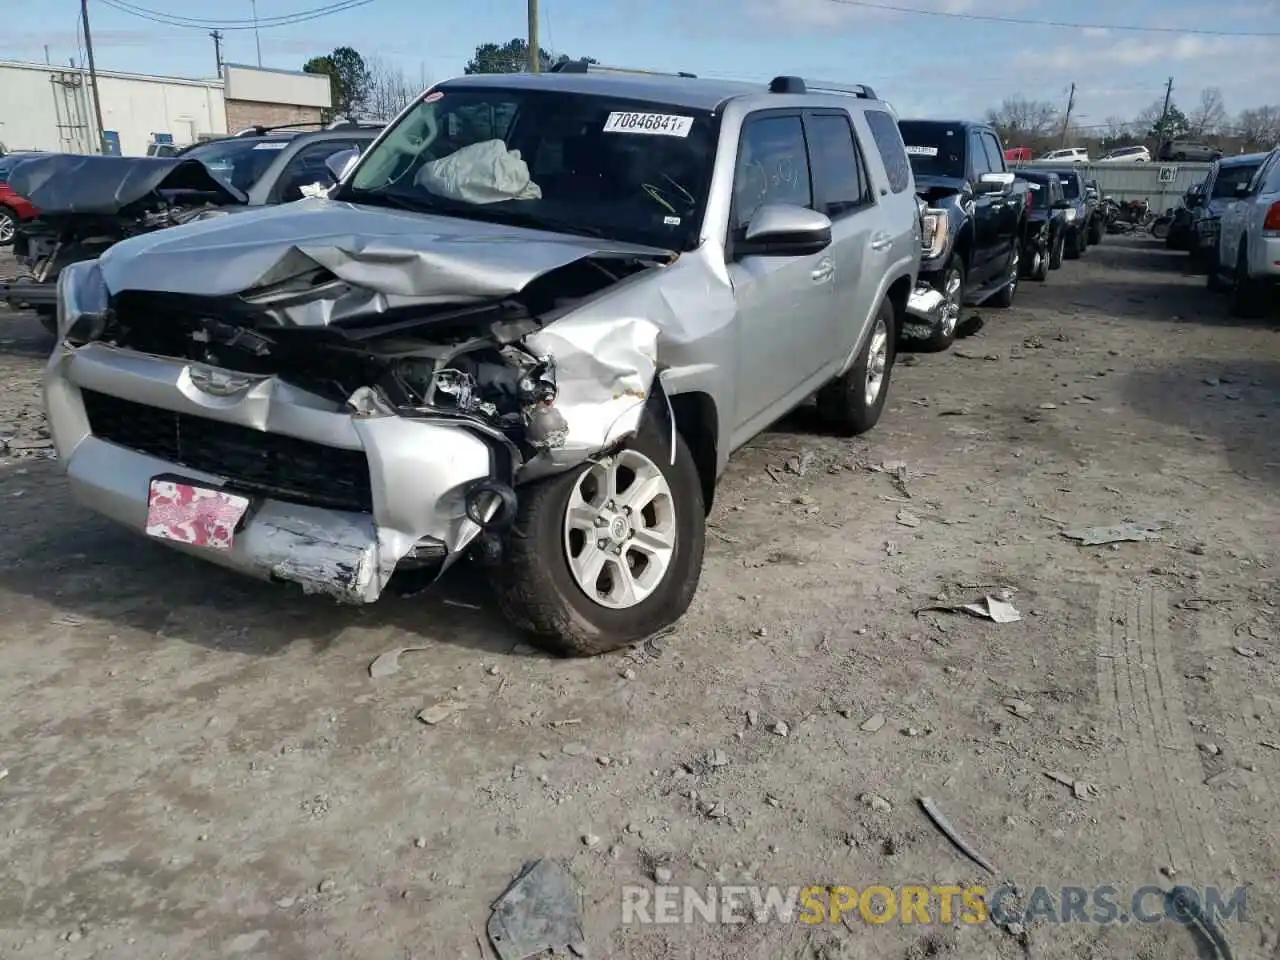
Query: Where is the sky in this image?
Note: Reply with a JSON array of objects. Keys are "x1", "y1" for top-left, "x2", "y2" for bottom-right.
[{"x1": 2, "y1": 0, "x2": 1278, "y2": 128}]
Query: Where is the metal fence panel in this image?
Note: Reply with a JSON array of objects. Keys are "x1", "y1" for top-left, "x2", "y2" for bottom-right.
[{"x1": 1012, "y1": 161, "x2": 1213, "y2": 210}]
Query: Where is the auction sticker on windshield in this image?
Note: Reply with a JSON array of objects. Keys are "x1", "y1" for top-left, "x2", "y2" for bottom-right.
[
  {"x1": 904, "y1": 146, "x2": 939, "y2": 156},
  {"x1": 603, "y1": 112, "x2": 694, "y2": 137}
]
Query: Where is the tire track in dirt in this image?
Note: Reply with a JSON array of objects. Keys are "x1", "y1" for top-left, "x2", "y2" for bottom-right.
[{"x1": 1096, "y1": 578, "x2": 1235, "y2": 883}]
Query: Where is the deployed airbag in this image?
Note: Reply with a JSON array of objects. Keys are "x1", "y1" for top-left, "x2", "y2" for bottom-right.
[{"x1": 415, "y1": 140, "x2": 542, "y2": 204}]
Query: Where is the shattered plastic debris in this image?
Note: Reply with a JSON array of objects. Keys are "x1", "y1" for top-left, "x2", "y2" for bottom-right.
[
  {"x1": 920, "y1": 596, "x2": 1021, "y2": 623},
  {"x1": 1062, "y1": 522, "x2": 1165, "y2": 546},
  {"x1": 1044, "y1": 770, "x2": 1101, "y2": 801},
  {"x1": 368, "y1": 646, "x2": 431, "y2": 679},
  {"x1": 487, "y1": 859, "x2": 586, "y2": 960}
]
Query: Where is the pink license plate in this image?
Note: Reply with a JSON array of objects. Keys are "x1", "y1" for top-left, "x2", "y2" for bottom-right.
[{"x1": 145, "y1": 479, "x2": 250, "y2": 551}]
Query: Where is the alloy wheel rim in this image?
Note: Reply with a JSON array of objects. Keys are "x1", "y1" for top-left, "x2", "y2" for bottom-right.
[
  {"x1": 0, "y1": 213, "x2": 14, "y2": 244},
  {"x1": 562, "y1": 449, "x2": 676, "y2": 610},
  {"x1": 942, "y1": 269, "x2": 962, "y2": 337},
  {"x1": 1008, "y1": 248, "x2": 1020, "y2": 292},
  {"x1": 864, "y1": 315, "x2": 889, "y2": 407}
]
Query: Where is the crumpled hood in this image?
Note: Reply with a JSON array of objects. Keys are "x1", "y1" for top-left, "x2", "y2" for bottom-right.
[
  {"x1": 98, "y1": 197, "x2": 673, "y2": 321},
  {"x1": 8, "y1": 154, "x2": 246, "y2": 216}
]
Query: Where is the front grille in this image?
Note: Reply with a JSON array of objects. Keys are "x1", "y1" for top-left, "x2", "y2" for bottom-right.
[{"x1": 81, "y1": 389, "x2": 374, "y2": 513}]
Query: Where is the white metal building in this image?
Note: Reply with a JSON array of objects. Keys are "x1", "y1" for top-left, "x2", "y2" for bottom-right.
[{"x1": 0, "y1": 59, "x2": 331, "y2": 157}]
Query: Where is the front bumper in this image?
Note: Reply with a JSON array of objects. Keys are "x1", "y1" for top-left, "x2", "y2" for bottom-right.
[
  {"x1": 45, "y1": 342, "x2": 500, "y2": 602},
  {"x1": 905, "y1": 285, "x2": 946, "y2": 326}
]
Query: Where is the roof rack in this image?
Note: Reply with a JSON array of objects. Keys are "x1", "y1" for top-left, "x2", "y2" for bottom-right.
[
  {"x1": 768, "y1": 76, "x2": 877, "y2": 100},
  {"x1": 549, "y1": 59, "x2": 697, "y2": 79}
]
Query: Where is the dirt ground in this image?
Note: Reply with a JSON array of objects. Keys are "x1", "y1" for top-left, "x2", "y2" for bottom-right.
[{"x1": 0, "y1": 236, "x2": 1277, "y2": 960}]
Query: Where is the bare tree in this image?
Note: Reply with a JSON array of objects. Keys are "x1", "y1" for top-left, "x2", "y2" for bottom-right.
[
  {"x1": 984, "y1": 96, "x2": 1061, "y2": 143},
  {"x1": 1102, "y1": 115, "x2": 1136, "y2": 143},
  {"x1": 1189, "y1": 87, "x2": 1228, "y2": 138},
  {"x1": 1235, "y1": 105, "x2": 1280, "y2": 151},
  {"x1": 365, "y1": 56, "x2": 416, "y2": 122}
]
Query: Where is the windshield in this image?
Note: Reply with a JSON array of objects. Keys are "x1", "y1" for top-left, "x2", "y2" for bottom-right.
[
  {"x1": 341, "y1": 87, "x2": 718, "y2": 250},
  {"x1": 897, "y1": 122, "x2": 965, "y2": 179},
  {"x1": 182, "y1": 137, "x2": 292, "y2": 193},
  {"x1": 1212, "y1": 163, "x2": 1261, "y2": 199},
  {"x1": 1053, "y1": 174, "x2": 1080, "y2": 199}
]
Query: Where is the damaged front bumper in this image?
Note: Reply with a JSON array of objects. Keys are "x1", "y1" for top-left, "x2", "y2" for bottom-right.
[{"x1": 45, "y1": 342, "x2": 501, "y2": 602}]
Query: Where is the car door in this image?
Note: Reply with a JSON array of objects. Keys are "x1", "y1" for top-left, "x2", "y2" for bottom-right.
[
  {"x1": 967, "y1": 129, "x2": 999, "y2": 284},
  {"x1": 726, "y1": 111, "x2": 834, "y2": 430},
  {"x1": 802, "y1": 110, "x2": 877, "y2": 369},
  {"x1": 981, "y1": 131, "x2": 1018, "y2": 267},
  {"x1": 1219, "y1": 154, "x2": 1273, "y2": 270}
]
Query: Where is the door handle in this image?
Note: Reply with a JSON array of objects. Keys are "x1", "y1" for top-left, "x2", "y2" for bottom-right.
[
  {"x1": 870, "y1": 233, "x2": 893, "y2": 251},
  {"x1": 810, "y1": 259, "x2": 835, "y2": 282}
]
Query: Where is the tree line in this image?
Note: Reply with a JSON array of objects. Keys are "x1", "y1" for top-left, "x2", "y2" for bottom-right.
[
  {"x1": 985, "y1": 89, "x2": 1280, "y2": 157},
  {"x1": 299, "y1": 40, "x2": 594, "y2": 123}
]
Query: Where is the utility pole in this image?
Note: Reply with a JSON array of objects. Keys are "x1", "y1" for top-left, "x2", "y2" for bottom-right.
[
  {"x1": 1156, "y1": 76, "x2": 1174, "y2": 154},
  {"x1": 251, "y1": 0, "x2": 263, "y2": 67},
  {"x1": 210, "y1": 30, "x2": 224, "y2": 75},
  {"x1": 80, "y1": 0, "x2": 107, "y2": 154},
  {"x1": 1059, "y1": 82, "x2": 1076, "y2": 147},
  {"x1": 526, "y1": 0, "x2": 540, "y2": 72}
]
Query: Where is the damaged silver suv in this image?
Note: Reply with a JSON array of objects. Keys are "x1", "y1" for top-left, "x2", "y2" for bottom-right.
[{"x1": 46, "y1": 63, "x2": 931, "y2": 655}]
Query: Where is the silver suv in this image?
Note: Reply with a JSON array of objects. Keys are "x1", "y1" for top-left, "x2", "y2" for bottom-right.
[
  {"x1": 45, "y1": 63, "x2": 931, "y2": 654},
  {"x1": 1211, "y1": 145, "x2": 1280, "y2": 317}
]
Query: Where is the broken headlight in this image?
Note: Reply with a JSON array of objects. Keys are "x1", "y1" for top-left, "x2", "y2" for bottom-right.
[
  {"x1": 921, "y1": 208, "x2": 948, "y2": 260},
  {"x1": 55, "y1": 259, "x2": 110, "y2": 342}
]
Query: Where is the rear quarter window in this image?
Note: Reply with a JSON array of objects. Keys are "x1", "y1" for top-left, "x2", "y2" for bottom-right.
[{"x1": 863, "y1": 109, "x2": 911, "y2": 194}]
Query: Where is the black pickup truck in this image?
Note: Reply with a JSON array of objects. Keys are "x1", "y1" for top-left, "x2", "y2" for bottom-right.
[
  {"x1": 897, "y1": 119, "x2": 1030, "y2": 350},
  {"x1": 1014, "y1": 169, "x2": 1073, "y2": 275}
]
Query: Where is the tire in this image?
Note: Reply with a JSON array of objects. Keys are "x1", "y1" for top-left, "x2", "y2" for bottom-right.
[
  {"x1": 1229, "y1": 244, "x2": 1269, "y2": 319},
  {"x1": 1151, "y1": 218, "x2": 1172, "y2": 241},
  {"x1": 1064, "y1": 227, "x2": 1084, "y2": 260},
  {"x1": 493, "y1": 415, "x2": 706, "y2": 656},
  {"x1": 1206, "y1": 259, "x2": 1226, "y2": 291},
  {"x1": 0, "y1": 205, "x2": 17, "y2": 246},
  {"x1": 1088, "y1": 216, "x2": 1104, "y2": 245},
  {"x1": 987, "y1": 241, "x2": 1020, "y2": 307},
  {"x1": 1029, "y1": 243, "x2": 1050, "y2": 281},
  {"x1": 919, "y1": 257, "x2": 964, "y2": 352},
  {"x1": 815, "y1": 296, "x2": 896, "y2": 436},
  {"x1": 1049, "y1": 230, "x2": 1065, "y2": 269}
]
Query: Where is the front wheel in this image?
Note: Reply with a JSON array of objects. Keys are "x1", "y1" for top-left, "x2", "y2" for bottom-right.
[
  {"x1": 1088, "y1": 216, "x2": 1105, "y2": 245},
  {"x1": 1065, "y1": 227, "x2": 1084, "y2": 259},
  {"x1": 493, "y1": 417, "x2": 706, "y2": 656},
  {"x1": 815, "y1": 296, "x2": 896, "y2": 436},
  {"x1": 1229, "y1": 245, "x2": 1269, "y2": 319},
  {"x1": 919, "y1": 258, "x2": 964, "y2": 352},
  {"x1": 1049, "y1": 230, "x2": 1065, "y2": 269}
]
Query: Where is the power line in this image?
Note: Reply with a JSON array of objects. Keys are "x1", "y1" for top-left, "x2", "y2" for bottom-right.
[
  {"x1": 97, "y1": 0, "x2": 377, "y2": 31},
  {"x1": 820, "y1": 0, "x2": 1280, "y2": 37}
]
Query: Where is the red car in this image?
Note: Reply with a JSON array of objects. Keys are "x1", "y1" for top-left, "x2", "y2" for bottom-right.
[{"x1": 0, "y1": 153, "x2": 43, "y2": 245}]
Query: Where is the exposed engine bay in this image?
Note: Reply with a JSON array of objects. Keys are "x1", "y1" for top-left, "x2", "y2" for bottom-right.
[{"x1": 91, "y1": 251, "x2": 665, "y2": 467}]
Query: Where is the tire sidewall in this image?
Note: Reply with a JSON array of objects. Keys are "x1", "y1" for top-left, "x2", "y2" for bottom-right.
[
  {"x1": 850, "y1": 298, "x2": 896, "y2": 422},
  {"x1": 518, "y1": 419, "x2": 705, "y2": 646}
]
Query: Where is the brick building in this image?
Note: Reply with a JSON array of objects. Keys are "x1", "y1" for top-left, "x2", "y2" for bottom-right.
[{"x1": 221, "y1": 63, "x2": 331, "y2": 133}]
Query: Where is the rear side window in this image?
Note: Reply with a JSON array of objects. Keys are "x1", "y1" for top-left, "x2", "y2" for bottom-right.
[
  {"x1": 805, "y1": 113, "x2": 871, "y2": 217},
  {"x1": 1211, "y1": 163, "x2": 1261, "y2": 199},
  {"x1": 732, "y1": 114, "x2": 812, "y2": 231},
  {"x1": 863, "y1": 109, "x2": 910, "y2": 194}
]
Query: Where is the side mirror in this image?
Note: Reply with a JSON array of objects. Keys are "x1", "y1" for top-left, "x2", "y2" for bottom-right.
[
  {"x1": 324, "y1": 148, "x2": 360, "y2": 182},
  {"x1": 974, "y1": 171, "x2": 1015, "y2": 194},
  {"x1": 738, "y1": 203, "x2": 832, "y2": 257}
]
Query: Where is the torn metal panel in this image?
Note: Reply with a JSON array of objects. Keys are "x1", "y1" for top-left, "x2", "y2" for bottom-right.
[
  {"x1": 520, "y1": 313, "x2": 660, "y2": 479},
  {"x1": 8, "y1": 154, "x2": 246, "y2": 215},
  {"x1": 95, "y1": 199, "x2": 672, "y2": 316}
]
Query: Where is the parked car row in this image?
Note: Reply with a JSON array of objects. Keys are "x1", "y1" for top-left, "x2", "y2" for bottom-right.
[
  {"x1": 18, "y1": 63, "x2": 1104, "y2": 654},
  {"x1": 1205, "y1": 145, "x2": 1280, "y2": 318}
]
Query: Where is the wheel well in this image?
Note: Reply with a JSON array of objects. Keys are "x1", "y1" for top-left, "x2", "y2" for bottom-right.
[
  {"x1": 669, "y1": 391, "x2": 718, "y2": 515},
  {"x1": 953, "y1": 225, "x2": 973, "y2": 269},
  {"x1": 886, "y1": 275, "x2": 911, "y2": 334}
]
